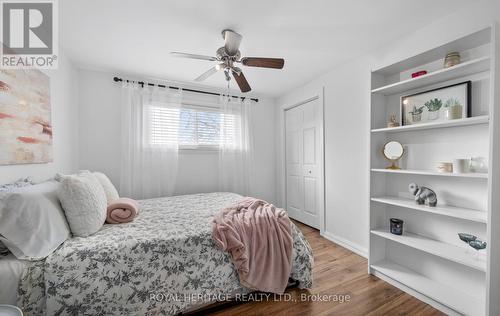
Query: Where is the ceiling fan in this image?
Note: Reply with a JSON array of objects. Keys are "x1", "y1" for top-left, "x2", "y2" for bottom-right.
[{"x1": 171, "y1": 29, "x2": 285, "y2": 93}]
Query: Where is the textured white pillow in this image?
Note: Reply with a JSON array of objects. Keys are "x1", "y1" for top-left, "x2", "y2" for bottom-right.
[
  {"x1": 0, "y1": 181, "x2": 71, "y2": 260},
  {"x1": 57, "y1": 172, "x2": 107, "y2": 237},
  {"x1": 93, "y1": 172, "x2": 119, "y2": 204}
]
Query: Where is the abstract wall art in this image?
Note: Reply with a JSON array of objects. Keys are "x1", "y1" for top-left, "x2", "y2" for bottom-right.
[{"x1": 0, "y1": 70, "x2": 52, "y2": 165}]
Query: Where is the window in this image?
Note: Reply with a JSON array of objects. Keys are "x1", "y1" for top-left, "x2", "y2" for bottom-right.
[{"x1": 145, "y1": 104, "x2": 238, "y2": 149}]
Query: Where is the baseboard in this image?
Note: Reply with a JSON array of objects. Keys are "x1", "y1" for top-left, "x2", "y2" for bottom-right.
[{"x1": 321, "y1": 231, "x2": 368, "y2": 258}]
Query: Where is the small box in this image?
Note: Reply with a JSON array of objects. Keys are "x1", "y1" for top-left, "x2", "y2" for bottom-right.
[{"x1": 411, "y1": 70, "x2": 427, "y2": 78}]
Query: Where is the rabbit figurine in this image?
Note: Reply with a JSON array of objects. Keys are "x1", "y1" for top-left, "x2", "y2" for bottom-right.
[{"x1": 409, "y1": 183, "x2": 437, "y2": 207}]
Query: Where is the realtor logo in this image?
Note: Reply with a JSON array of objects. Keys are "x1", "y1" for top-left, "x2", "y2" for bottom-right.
[{"x1": 0, "y1": 0, "x2": 58, "y2": 69}]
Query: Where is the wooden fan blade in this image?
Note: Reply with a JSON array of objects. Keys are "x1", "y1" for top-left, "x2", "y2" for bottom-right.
[
  {"x1": 223, "y1": 29, "x2": 242, "y2": 56},
  {"x1": 232, "y1": 71, "x2": 251, "y2": 93},
  {"x1": 170, "y1": 52, "x2": 217, "y2": 61},
  {"x1": 195, "y1": 66, "x2": 219, "y2": 82},
  {"x1": 241, "y1": 57, "x2": 284, "y2": 69}
]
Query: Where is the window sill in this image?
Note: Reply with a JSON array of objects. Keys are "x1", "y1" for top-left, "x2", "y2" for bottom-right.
[
  {"x1": 145, "y1": 145, "x2": 243, "y2": 154},
  {"x1": 179, "y1": 145, "x2": 219, "y2": 154}
]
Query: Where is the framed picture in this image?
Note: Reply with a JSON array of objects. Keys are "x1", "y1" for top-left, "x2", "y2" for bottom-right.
[
  {"x1": 401, "y1": 81, "x2": 471, "y2": 126},
  {"x1": 0, "y1": 70, "x2": 52, "y2": 165}
]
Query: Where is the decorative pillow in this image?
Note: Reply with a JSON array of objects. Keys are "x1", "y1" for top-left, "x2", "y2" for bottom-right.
[
  {"x1": 57, "y1": 171, "x2": 107, "y2": 237},
  {"x1": 0, "y1": 181, "x2": 71, "y2": 260},
  {"x1": 93, "y1": 172, "x2": 119, "y2": 204}
]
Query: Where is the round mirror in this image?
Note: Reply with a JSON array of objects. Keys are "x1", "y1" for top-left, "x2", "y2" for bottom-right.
[{"x1": 383, "y1": 141, "x2": 404, "y2": 169}]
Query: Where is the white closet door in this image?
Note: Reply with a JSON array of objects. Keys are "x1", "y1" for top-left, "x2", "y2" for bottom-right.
[{"x1": 285, "y1": 98, "x2": 321, "y2": 229}]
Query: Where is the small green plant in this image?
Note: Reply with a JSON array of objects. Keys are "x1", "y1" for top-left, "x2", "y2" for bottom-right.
[
  {"x1": 425, "y1": 98, "x2": 443, "y2": 112},
  {"x1": 409, "y1": 105, "x2": 424, "y2": 115},
  {"x1": 445, "y1": 98, "x2": 462, "y2": 108}
]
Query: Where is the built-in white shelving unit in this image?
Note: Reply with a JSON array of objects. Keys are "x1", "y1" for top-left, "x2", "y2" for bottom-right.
[{"x1": 369, "y1": 25, "x2": 500, "y2": 316}]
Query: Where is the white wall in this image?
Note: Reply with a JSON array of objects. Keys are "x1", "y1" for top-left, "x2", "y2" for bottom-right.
[
  {"x1": 77, "y1": 69, "x2": 277, "y2": 203},
  {"x1": 276, "y1": 58, "x2": 371, "y2": 256},
  {"x1": 275, "y1": 0, "x2": 500, "y2": 256},
  {"x1": 0, "y1": 51, "x2": 79, "y2": 184}
]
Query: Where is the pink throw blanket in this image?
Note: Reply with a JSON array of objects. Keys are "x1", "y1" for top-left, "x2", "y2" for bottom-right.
[
  {"x1": 106, "y1": 198, "x2": 139, "y2": 224},
  {"x1": 212, "y1": 197, "x2": 293, "y2": 294}
]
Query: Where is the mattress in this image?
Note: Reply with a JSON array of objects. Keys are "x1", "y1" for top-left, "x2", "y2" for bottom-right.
[
  {"x1": 0, "y1": 254, "x2": 26, "y2": 305},
  {"x1": 17, "y1": 192, "x2": 314, "y2": 315}
]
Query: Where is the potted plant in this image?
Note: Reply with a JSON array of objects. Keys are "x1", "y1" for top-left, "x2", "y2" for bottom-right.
[
  {"x1": 444, "y1": 98, "x2": 463, "y2": 120},
  {"x1": 409, "y1": 105, "x2": 424, "y2": 123},
  {"x1": 424, "y1": 98, "x2": 442, "y2": 120}
]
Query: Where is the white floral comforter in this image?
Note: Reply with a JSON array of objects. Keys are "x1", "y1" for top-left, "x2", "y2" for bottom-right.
[{"x1": 17, "y1": 192, "x2": 313, "y2": 316}]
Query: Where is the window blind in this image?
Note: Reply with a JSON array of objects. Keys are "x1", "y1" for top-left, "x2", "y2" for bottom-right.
[{"x1": 145, "y1": 104, "x2": 237, "y2": 148}]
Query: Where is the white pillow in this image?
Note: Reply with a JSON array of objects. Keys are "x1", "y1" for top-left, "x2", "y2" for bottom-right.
[
  {"x1": 57, "y1": 171, "x2": 107, "y2": 237},
  {"x1": 93, "y1": 172, "x2": 119, "y2": 204},
  {"x1": 0, "y1": 177, "x2": 34, "y2": 255},
  {"x1": 0, "y1": 181, "x2": 71, "y2": 260}
]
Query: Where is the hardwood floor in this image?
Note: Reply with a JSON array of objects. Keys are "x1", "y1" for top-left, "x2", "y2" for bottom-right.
[{"x1": 207, "y1": 221, "x2": 445, "y2": 316}]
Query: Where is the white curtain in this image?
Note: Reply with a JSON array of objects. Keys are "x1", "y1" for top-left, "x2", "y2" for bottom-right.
[
  {"x1": 120, "y1": 83, "x2": 181, "y2": 199},
  {"x1": 218, "y1": 96, "x2": 254, "y2": 195}
]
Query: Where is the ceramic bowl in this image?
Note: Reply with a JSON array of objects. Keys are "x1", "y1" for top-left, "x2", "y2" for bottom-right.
[
  {"x1": 469, "y1": 240, "x2": 487, "y2": 251},
  {"x1": 458, "y1": 233, "x2": 476, "y2": 243}
]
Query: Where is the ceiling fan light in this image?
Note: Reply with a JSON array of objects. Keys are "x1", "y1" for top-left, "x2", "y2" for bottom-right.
[{"x1": 174, "y1": 30, "x2": 283, "y2": 93}]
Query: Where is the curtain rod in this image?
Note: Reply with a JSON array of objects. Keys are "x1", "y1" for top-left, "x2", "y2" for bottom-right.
[{"x1": 112, "y1": 77, "x2": 259, "y2": 102}]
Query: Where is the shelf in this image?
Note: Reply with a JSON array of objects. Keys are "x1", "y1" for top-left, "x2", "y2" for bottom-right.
[
  {"x1": 371, "y1": 115, "x2": 489, "y2": 133},
  {"x1": 371, "y1": 168, "x2": 488, "y2": 179},
  {"x1": 371, "y1": 229, "x2": 486, "y2": 272},
  {"x1": 371, "y1": 196, "x2": 487, "y2": 223},
  {"x1": 371, "y1": 56, "x2": 491, "y2": 95},
  {"x1": 371, "y1": 260, "x2": 485, "y2": 316}
]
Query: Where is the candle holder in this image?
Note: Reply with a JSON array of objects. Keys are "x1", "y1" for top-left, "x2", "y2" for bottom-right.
[{"x1": 390, "y1": 218, "x2": 404, "y2": 235}]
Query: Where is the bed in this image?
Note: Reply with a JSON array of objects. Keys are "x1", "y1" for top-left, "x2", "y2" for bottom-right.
[
  {"x1": 12, "y1": 192, "x2": 313, "y2": 315},
  {"x1": 0, "y1": 253, "x2": 27, "y2": 306}
]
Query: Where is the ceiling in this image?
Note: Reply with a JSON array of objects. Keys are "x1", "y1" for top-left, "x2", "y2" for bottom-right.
[{"x1": 60, "y1": 0, "x2": 472, "y2": 97}]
